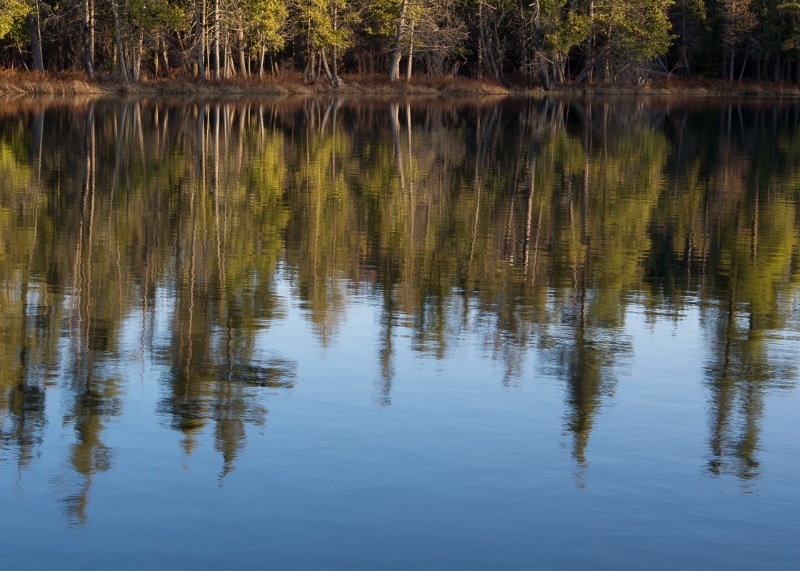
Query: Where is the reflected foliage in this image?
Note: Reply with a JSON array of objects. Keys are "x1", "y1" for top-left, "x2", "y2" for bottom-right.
[{"x1": 0, "y1": 96, "x2": 799, "y2": 520}]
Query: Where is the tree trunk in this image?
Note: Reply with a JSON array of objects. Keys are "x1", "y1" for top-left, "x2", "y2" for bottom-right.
[
  {"x1": 517, "y1": 2, "x2": 528, "y2": 81},
  {"x1": 331, "y1": 10, "x2": 341, "y2": 86},
  {"x1": 204, "y1": 1, "x2": 210, "y2": 75},
  {"x1": 321, "y1": 49, "x2": 334, "y2": 83},
  {"x1": 585, "y1": 0, "x2": 594, "y2": 83},
  {"x1": 27, "y1": 12, "x2": 44, "y2": 72},
  {"x1": 131, "y1": 41, "x2": 137, "y2": 82},
  {"x1": 681, "y1": 0, "x2": 691, "y2": 75},
  {"x1": 161, "y1": 34, "x2": 171, "y2": 79},
  {"x1": 332, "y1": 46, "x2": 340, "y2": 86},
  {"x1": 237, "y1": 24, "x2": 247, "y2": 78},
  {"x1": 532, "y1": 0, "x2": 550, "y2": 90},
  {"x1": 213, "y1": 0, "x2": 221, "y2": 80},
  {"x1": 196, "y1": 0, "x2": 206, "y2": 79},
  {"x1": 259, "y1": 45, "x2": 265, "y2": 79},
  {"x1": 132, "y1": 31, "x2": 143, "y2": 82},
  {"x1": 739, "y1": 35, "x2": 750, "y2": 84},
  {"x1": 477, "y1": 2, "x2": 484, "y2": 79},
  {"x1": 389, "y1": 0, "x2": 407, "y2": 81},
  {"x1": 110, "y1": 0, "x2": 129, "y2": 82},
  {"x1": 303, "y1": 49, "x2": 315, "y2": 83},
  {"x1": 406, "y1": 22, "x2": 414, "y2": 81},
  {"x1": 81, "y1": 0, "x2": 96, "y2": 80},
  {"x1": 176, "y1": 30, "x2": 191, "y2": 74},
  {"x1": 491, "y1": 15, "x2": 503, "y2": 78},
  {"x1": 482, "y1": 12, "x2": 499, "y2": 80},
  {"x1": 224, "y1": 34, "x2": 231, "y2": 78},
  {"x1": 89, "y1": 0, "x2": 95, "y2": 78}
]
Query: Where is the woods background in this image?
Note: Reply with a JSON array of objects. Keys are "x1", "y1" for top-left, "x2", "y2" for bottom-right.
[{"x1": 0, "y1": 1, "x2": 796, "y2": 86}]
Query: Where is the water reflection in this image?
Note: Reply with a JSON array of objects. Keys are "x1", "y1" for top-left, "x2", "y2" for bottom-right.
[{"x1": 0, "y1": 96, "x2": 798, "y2": 521}]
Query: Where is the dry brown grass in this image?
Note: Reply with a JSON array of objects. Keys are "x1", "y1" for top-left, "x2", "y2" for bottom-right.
[
  {"x1": 0, "y1": 69, "x2": 108, "y2": 95},
  {"x1": 550, "y1": 76, "x2": 800, "y2": 99},
  {"x1": 11, "y1": 69, "x2": 800, "y2": 100},
  {"x1": 330, "y1": 74, "x2": 508, "y2": 95},
  {"x1": 653, "y1": 76, "x2": 800, "y2": 97},
  {"x1": 128, "y1": 70, "x2": 313, "y2": 95},
  {"x1": 0, "y1": 69, "x2": 512, "y2": 97}
]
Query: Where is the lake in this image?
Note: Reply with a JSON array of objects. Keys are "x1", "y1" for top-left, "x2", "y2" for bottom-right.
[{"x1": 0, "y1": 96, "x2": 798, "y2": 570}]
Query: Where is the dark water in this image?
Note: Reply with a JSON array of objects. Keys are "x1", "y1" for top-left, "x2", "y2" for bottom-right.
[{"x1": 0, "y1": 96, "x2": 798, "y2": 570}]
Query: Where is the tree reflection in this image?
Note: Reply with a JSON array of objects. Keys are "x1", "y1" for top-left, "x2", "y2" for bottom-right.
[
  {"x1": 156, "y1": 102, "x2": 296, "y2": 478},
  {"x1": 58, "y1": 104, "x2": 123, "y2": 524},
  {"x1": 0, "y1": 95, "x2": 798, "y2": 520}
]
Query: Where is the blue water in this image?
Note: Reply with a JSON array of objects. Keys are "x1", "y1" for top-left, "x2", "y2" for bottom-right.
[{"x1": 0, "y1": 97, "x2": 798, "y2": 569}]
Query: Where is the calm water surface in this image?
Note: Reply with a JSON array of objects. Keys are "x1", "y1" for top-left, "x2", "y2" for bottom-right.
[{"x1": 0, "y1": 96, "x2": 798, "y2": 569}]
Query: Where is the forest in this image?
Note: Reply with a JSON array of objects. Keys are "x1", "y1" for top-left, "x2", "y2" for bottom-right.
[{"x1": 1, "y1": 1, "x2": 800, "y2": 86}]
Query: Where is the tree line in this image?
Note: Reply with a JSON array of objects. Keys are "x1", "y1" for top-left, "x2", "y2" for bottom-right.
[{"x1": 3, "y1": 1, "x2": 800, "y2": 85}]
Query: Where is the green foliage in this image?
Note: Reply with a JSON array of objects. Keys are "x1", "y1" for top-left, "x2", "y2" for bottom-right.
[
  {"x1": 297, "y1": 0, "x2": 353, "y2": 49},
  {"x1": 597, "y1": 0, "x2": 675, "y2": 61},
  {"x1": 544, "y1": 9, "x2": 591, "y2": 55},
  {"x1": 364, "y1": 0, "x2": 400, "y2": 37},
  {"x1": 128, "y1": 0, "x2": 187, "y2": 33},
  {"x1": 247, "y1": 0, "x2": 288, "y2": 51},
  {"x1": 0, "y1": 0, "x2": 28, "y2": 40}
]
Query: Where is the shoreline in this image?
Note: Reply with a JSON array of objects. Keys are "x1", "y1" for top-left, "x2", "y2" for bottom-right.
[{"x1": 4, "y1": 72, "x2": 800, "y2": 99}]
